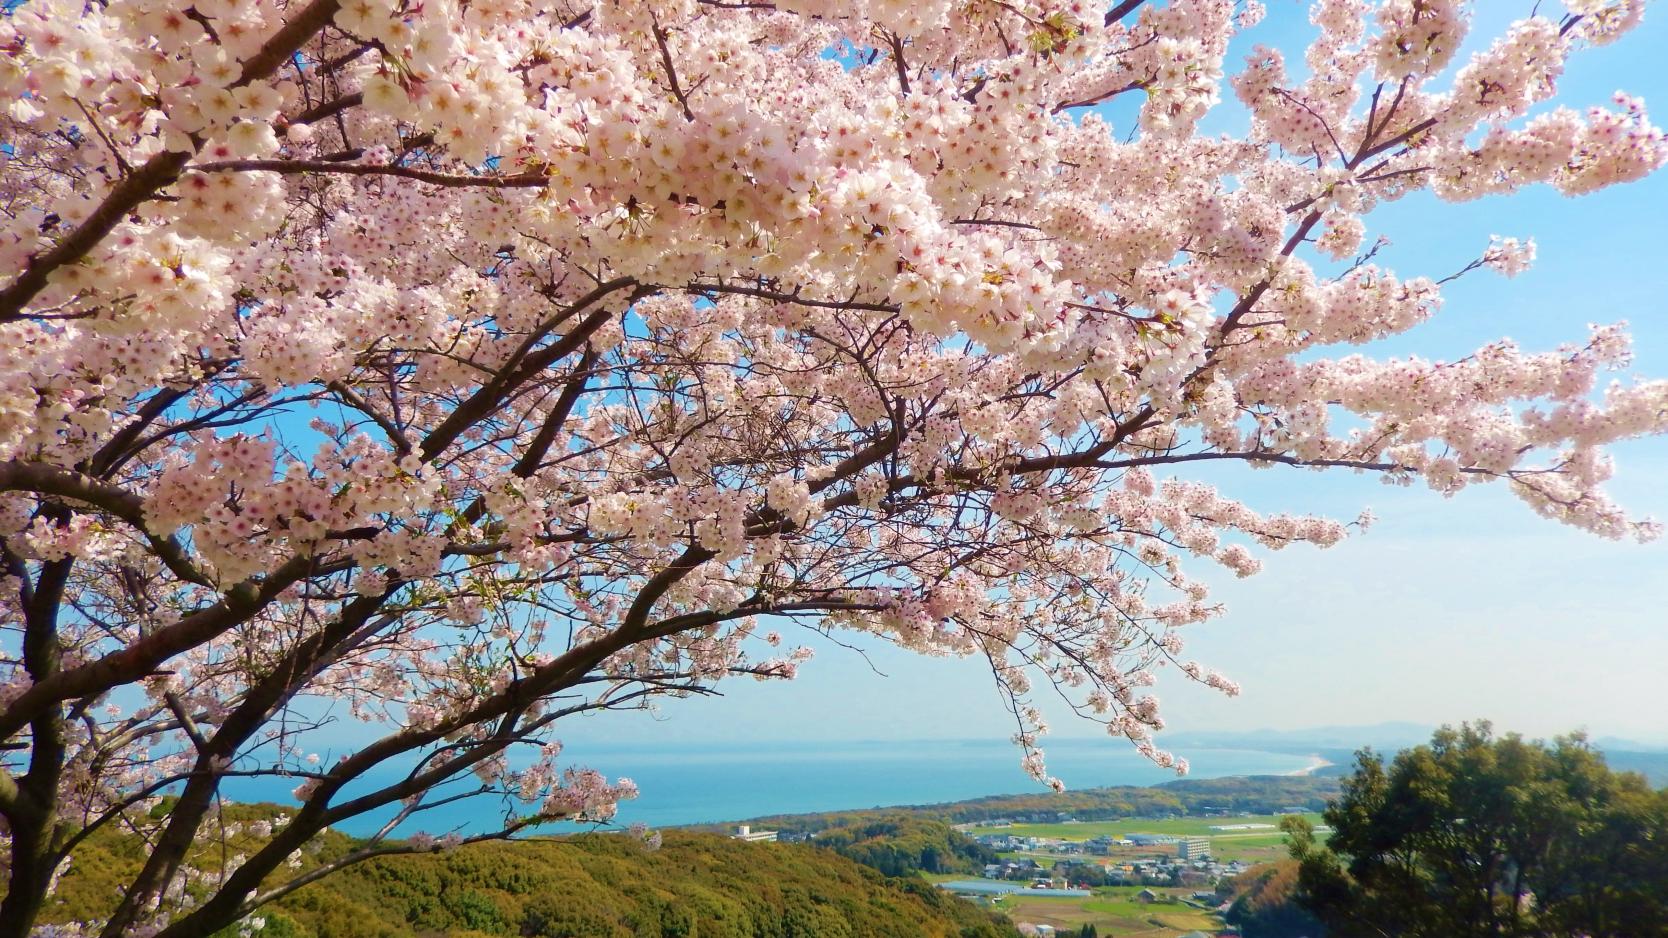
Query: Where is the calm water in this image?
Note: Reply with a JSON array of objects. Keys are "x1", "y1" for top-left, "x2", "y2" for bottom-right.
[{"x1": 221, "y1": 738, "x2": 1312, "y2": 836}]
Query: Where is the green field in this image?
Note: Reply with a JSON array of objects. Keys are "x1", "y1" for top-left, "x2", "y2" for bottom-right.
[
  {"x1": 985, "y1": 812, "x2": 1328, "y2": 866},
  {"x1": 1201, "y1": 831, "x2": 1302, "y2": 864},
  {"x1": 979, "y1": 886, "x2": 1222, "y2": 937},
  {"x1": 992, "y1": 812, "x2": 1324, "y2": 840}
]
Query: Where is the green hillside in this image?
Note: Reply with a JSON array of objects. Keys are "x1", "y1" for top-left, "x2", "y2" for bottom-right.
[
  {"x1": 809, "y1": 816, "x2": 999, "y2": 877},
  {"x1": 32, "y1": 824, "x2": 1018, "y2": 938}
]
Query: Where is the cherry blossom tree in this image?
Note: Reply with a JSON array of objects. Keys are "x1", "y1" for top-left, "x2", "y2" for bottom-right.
[{"x1": 1, "y1": 0, "x2": 1664, "y2": 934}]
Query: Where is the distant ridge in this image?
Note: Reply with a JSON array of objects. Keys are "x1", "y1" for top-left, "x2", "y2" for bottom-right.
[
  {"x1": 708, "y1": 775, "x2": 1342, "y2": 833},
  {"x1": 1159, "y1": 723, "x2": 1668, "y2": 784}
]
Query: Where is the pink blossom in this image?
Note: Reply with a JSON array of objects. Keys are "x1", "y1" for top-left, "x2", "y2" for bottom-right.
[{"x1": 0, "y1": 3, "x2": 1662, "y2": 933}]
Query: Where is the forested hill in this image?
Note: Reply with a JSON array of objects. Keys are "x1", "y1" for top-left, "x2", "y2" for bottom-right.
[
  {"x1": 36, "y1": 829, "x2": 1018, "y2": 938},
  {"x1": 716, "y1": 774, "x2": 1341, "y2": 834},
  {"x1": 807, "y1": 816, "x2": 1000, "y2": 876}
]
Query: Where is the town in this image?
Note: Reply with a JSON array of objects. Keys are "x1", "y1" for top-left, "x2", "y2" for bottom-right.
[
  {"x1": 921, "y1": 811, "x2": 1331, "y2": 936},
  {"x1": 968, "y1": 828, "x2": 1251, "y2": 889}
]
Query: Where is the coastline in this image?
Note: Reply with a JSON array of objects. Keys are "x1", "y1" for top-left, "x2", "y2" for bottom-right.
[
  {"x1": 1286, "y1": 753, "x2": 1334, "y2": 776},
  {"x1": 224, "y1": 742, "x2": 1330, "y2": 835}
]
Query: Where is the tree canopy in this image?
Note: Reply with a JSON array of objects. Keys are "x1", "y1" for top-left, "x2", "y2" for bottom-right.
[
  {"x1": 24, "y1": 819, "x2": 1020, "y2": 938},
  {"x1": 1, "y1": 0, "x2": 1665, "y2": 936},
  {"x1": 805, "y1": 816, "x2": 998, "y2": 877},
  {"x1": 1286, "y1": 722, "x2": 1668, "y2": 937}
]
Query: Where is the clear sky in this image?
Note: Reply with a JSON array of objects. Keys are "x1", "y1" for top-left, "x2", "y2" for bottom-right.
[{"x1": 557, "y1": 2, "x2": 1668, "y2": 753}]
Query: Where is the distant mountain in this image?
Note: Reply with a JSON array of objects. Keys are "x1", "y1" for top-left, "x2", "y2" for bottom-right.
[{"x1": 1593, "y1": 735, "x2": 1668, "y2": 753}]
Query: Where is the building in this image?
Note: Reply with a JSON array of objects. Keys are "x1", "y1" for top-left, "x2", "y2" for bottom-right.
[
  {"x1": 934, "y1": 881, "x2": 1090, "y2": 898},
  {"x1": 733, "y1": 824, "x2": 778, "y2": 842},
  {"x1": 1177, "y1": 836, "x2": 1212, "y2": 860}
]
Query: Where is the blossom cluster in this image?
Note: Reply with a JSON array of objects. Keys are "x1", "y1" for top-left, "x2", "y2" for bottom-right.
[{"x1": 0, "y1": 2, "x2": 1665, "y2": 934}]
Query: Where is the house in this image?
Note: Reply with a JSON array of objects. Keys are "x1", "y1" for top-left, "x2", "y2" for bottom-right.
[
  {"x1": 1177, "y1": 869, "x2": 1214, "y2": 887},
  {"x1": 992, "y1": 858, "x2": 1041, "y2": 880},
  {"x1": 1136, "y1": 888, "x2": 1159, "y2": 903}
]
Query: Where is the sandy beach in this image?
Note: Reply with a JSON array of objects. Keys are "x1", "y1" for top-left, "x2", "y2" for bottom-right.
[{"x1": 1286, "y1": 753, "x2": 1335, "y2": 776}]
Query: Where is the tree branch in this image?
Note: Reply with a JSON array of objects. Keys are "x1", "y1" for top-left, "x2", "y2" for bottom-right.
[
  {"x1": 190, "y1": 159, "x2": 550, "y2": 189},
  {"x1": 1104, "y1": 0, "x2": 1147, "y2": 26},
  {"x1": 0, "y1": 0, "x2": 343, "y2": 323}
]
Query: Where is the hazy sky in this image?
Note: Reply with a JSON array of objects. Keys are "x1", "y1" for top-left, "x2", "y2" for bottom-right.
[{"x1": 559, "y1": 3, "x2": 1668, "y2": 753}]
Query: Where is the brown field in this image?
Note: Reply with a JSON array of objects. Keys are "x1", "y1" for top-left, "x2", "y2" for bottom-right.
[{"x1": 987, "y1": 888, "x2": 1223, "y2": 937}]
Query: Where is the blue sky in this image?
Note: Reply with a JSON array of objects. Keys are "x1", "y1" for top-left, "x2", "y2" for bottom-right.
[{"x1": 557, "y1": 2, "x2": 1668, "y2": 752}]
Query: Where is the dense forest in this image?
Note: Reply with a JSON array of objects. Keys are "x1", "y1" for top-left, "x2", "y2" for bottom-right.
[
  {"x1": 264, "y1": 833, "x2": 1019, "y2": 938},
  {"x1": 808, "y1": 817, "x2": 998, "y2": 877},
  {"x1": 25, "y1": 819, "x2": 1017, "y2": 938},
  {"x1": 722, "y1": 775, "x2": 1340, "y2": 834}
]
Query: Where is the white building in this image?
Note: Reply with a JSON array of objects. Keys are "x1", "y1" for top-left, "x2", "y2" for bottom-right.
[
  {"x1": 734, "y1": 824, "x2": 778, "y2": 842},
  {"x1": 1177, "y1": 836, "x2": 1212, "y2": 860}
]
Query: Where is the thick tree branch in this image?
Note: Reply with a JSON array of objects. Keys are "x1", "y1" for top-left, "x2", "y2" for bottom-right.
[
  {"x1": 1104, "y1": 0, "x2": 1146, "y2": 26},
  {"x1": 191, "y1": 159, "x2": 550, "y2": 188},
  {"x1": 0, "y1": 461, "x2": 210, "y2": 587},
  {"x1": 0, "y1": 554, "x2": 315, "y2": 744},
  {"x1": 687, "y1": 281, "x2": 900, "y2": 313}
]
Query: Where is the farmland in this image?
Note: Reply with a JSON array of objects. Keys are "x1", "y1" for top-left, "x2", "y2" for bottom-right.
[
  {"x1": 991, "y1": 811, "x2": 1325, "y2": 840},
  {"x1": 930, "y1": 882, "x2": 1225, "y2": 937},
  {"x1": 984, "y1": 812, "x2": 1326, "y2": 866}
]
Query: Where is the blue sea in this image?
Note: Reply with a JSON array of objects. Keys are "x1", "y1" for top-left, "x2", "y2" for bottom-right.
[{"x1": 220, "y1": 738, "x2": 1315, "y2": 837}]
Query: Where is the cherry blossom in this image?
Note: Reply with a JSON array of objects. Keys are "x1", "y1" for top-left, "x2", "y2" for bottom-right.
[{"x1": 1, "y1": 1, "x2": 1665, "y2": 935}]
